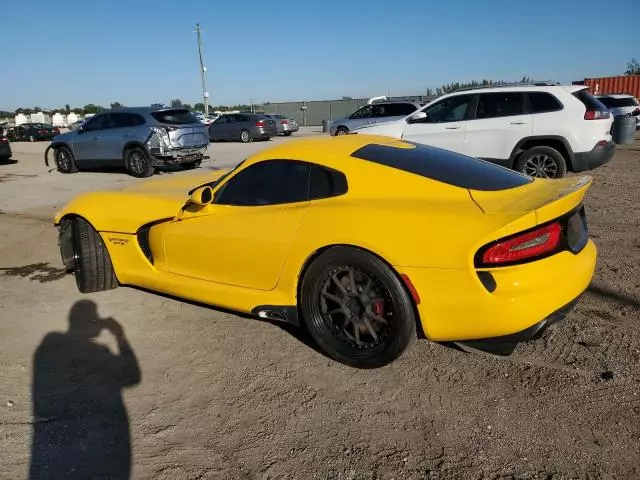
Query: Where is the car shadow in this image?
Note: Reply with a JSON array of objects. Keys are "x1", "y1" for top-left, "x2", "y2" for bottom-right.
[
  {"x1": 30, "y1": 300, "x2": 141, "y2": 480},
  {"x1": 76, "y1": 164, "x2": 187, "y2": 175},
  {"x1": 0, "y1": 158, "x2": 18, "y2": 165},
  {"x1": 130, "y1": 285, "x2": 326, "y2": 357}
]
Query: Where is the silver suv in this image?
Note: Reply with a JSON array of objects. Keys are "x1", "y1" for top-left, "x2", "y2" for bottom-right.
[
  {"x1": 329, "y1": 101, "x2": 421, "y2": 136},
  {"x1": 46, "y1": 107, "x2": 209, "y2": 177}
]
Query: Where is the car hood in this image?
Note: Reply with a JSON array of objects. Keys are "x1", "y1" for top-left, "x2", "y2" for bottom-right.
[{"x1": 54, "y1": 168, "x2": 230, "y2": 233}]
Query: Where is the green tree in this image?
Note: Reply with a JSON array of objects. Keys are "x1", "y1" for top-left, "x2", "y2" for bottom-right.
[
  {"x1": 110, "y1": 101, "x2": 123, "y2": 109},
  {"x1": 625, "y1": 58, "x2": 640, "y2": 75},
  {"x1": 193, "y1": 102, "x2": 205, "y2": 112},
  {"x1": 65, "y1": 104, "x2": 71, "y2": 111},
  {"x1": 182, "y1": 103, "x2": 192, "y2": 110},
  {"x1": 82, "y1": 104, "x2": 103, "y2": 114},
  {"x1": 170, "y1": 98, "x2": 183, "y2": 107}
]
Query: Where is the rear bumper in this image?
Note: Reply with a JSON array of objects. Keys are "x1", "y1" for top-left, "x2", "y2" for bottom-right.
[
  {"x1": 148, "y1": 146, "x2": 208, "y2": 165},
  {"x1": 282, "y1": 124, "x2": 299, "y2": 133},
  {"x1": 572, "y1": 141, "x2": 615, "y2": 172},
  {"x1": 254, "y1": 127, "x2": 277, "y2": 138},
  {"x1": 397, "y1": 239, "x2": 597, "y2": 342}
]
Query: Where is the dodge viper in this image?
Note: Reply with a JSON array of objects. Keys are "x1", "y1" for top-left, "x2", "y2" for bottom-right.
[{"x1": 54, "y1": 135, "x2": 597, "y2": 368}]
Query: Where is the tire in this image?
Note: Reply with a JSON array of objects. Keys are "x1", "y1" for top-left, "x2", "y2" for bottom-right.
[
  {"x1": 71, "y1": 217, "x2": 118, "y2": 293},
  {"x1": 29, "y1": 135, "x2": 35, "y2": 142},
  {"x1": 284, "y1": 131, "x2": 292, "y2": 136},
  {"x1": 125, "y1": 147, "x2": 154, "y2": 178},
  {"x1": 54, "y1": 146, "x2": 78, "y2": 173},
  {"x1": 240, "y1": 130, "x2": 253, "y2": 143},
  {"x1": 335, "y1": 127, "x2": 349, "y2": 136},
  {"x1": 300, "y1": 247, "x2": 416, "y2": 368},
  {"x1": 515, "y1": 146, "x2": 567, "y2": 179}
]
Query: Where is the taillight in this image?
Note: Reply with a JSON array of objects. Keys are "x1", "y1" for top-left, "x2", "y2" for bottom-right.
[
  {"x1": 38, "y1": 130, "x2": 45, "y2": 134},
  {"x1": 256, "y1": 120, "x2": 265, "y2": 127},
  {"x1": 0, "y1": 137, "x2": 7, "y2": 143},
  {"x1": 280, "y1": 120, "x2": 288, "y2": 125},
  {"x1": 478, "y1": 222, "x2": 562, "y2": 267},
  {"x1": 584, "y1": 110, "x2": 610, "y2": 120},
  {"x1": 165, "y1": 126, "x2": 178, "y2": 132}
]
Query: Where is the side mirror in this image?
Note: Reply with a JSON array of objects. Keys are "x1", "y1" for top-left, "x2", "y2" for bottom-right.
[
  {"x1": 77, "y1": 125, "x2": 84, "y2": 134},
  {"x1": 189, "y1": 186, "x2": 214, "y2": 206},
  {"x1": 408, "y1": 111, "x2": 427, "y2": 123}
]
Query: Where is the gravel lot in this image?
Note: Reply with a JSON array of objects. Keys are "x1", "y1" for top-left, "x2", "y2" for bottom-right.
[{"x1": 0, "y1": 132, "x2": 638, "y2": 479}]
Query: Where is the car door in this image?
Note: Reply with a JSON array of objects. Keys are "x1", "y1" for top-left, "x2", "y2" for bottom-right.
[
  {"x1": 163, "y1": 160, "x2": 310, "y2": 290},
  {"x1": 102, "y1": 112, "x2": 142, "y2": 161},
  {"x1": 462, "y1": 92, "x2": 532, "y2": 162},
  {"x1": 401, "y1": 94, "x2": 473, "y2": 153},
  {"x1": 71, "y1": 114, "x2": 109, "y2": 161},
  {"x1": 209, "y1": 115, "x2": 228, "y2": 140},
  {"x1": 347, "y1": 105, "x2": 376, "y2": 130}
]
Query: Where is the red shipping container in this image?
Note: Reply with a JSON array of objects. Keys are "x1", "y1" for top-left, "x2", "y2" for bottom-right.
[{"x1": 579, "y1": 75, "x2": 640, "y2": 98}]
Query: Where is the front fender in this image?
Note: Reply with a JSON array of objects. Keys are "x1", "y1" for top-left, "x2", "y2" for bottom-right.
[{"x1": 54, "y1": 191, "x2": 184, "y2": 233}]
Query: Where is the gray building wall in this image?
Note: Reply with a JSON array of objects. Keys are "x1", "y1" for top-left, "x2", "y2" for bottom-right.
[{"x1": 262, "y1": 95, "x2": 437, "y2": 126}]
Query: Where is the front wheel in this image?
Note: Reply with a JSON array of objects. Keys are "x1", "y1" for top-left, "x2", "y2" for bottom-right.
[
  {"x1": 125, "y1": 147, "x2": 154, "y2": 178},
  {"x1": 54, "y1": 146, "x2": 78, "y2": 173},
  {"x1": 69, "y1": 217, "x2": 118, "y2": 293},
  {"x1": 300, "y1": 247, "x2": 416, "y2": 369},
  {"x1": 183, "y1": 160, "x2": 201, "y2": 170},
  {"x1": 515, "y1": 146, "x2": 567, "y2": 179},
  {"x1": 335, "y1": 127, "x2": 348, "y2": 136},
  {"x1": 283, "y1": 131, "x2": 292, "y2": 137}
]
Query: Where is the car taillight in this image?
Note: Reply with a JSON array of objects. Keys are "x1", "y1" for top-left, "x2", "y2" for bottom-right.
[
  {"x1": 38, "y1": 130, "x2": 45, "y2": 134},
  {"x1": 256, "y1": 120, "x2": 265, "y2": 127},
  {"x1": 165, "y1": 126, "x2": 178, "y2": 132},
  {"x1": 0, "y1": 137, "x2": 7, "y2": 143},
  {"x1": 479, "y1": 222, "x2": 562, "y2": 267},
  {"x1": 584, "y1": 110, "x2": 610, "y2": 120},
  {"x1": 280, "y1": 120, "x2": 288, "y2": 125}
]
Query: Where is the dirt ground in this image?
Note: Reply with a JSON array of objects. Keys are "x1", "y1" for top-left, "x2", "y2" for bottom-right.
[{"x1": 0, "y1": 133, "x2": 638, "y2": 480}]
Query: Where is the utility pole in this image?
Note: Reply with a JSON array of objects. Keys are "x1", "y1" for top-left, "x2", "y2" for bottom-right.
[{"x1": 194, "y1": 23, "x2": 209, "y2": 114}]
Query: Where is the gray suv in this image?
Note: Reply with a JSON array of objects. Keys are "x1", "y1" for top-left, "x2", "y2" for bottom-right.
[
  {"x1": 46, "y1": 107, "x2": 209, "y2": 177},
  {"x1": 329, "y1": 101, "x2": 421, "y2": 136}
]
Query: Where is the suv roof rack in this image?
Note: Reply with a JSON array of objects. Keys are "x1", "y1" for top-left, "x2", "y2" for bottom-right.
[{"x1": 453, "y1": 81, "x2": 560, "y2": 92}]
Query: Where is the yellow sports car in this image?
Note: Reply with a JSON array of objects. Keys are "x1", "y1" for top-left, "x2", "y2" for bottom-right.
[{"x1": 55, "y1": 135, "x2": 597, "y2": 368}]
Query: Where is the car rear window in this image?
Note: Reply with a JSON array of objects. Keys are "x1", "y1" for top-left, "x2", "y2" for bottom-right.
[
  {"x1": 151, "y1": 109, "x2": 198, "y2": 125},
  {"x1": 573, "y1": 90, "x2": 608, "y2": 111},
  {"x1": 598, "y1": 96, "x2": 639, "y2": 108},
  {"x1": 351, "y1": 142, "x2": 533, "y2": 191}
]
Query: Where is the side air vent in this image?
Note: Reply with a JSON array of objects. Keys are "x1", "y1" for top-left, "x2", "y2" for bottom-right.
[{"x1": 137, "y1": 225, "x2": 153, "y2": 264}]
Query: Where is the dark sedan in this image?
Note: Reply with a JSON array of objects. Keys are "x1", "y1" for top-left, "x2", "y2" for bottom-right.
[
  {"x1": 209, "y1": 113, "x2": 277, "y2": 143},
  {"x1": 7, "y1": 123, "x2": 60, "y2": 142},
  {"x1": 0, "y1": 131, "x2": 12, "y2": 160}
]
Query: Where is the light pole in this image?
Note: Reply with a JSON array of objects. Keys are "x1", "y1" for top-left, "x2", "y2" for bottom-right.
[{"x1": 194, "y1": 23, "x2": 209, "y2": 114}]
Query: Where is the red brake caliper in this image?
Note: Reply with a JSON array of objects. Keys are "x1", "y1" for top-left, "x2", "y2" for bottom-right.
[{"x1": 372, "y1": 299, "x2": 385, "y2": 316}]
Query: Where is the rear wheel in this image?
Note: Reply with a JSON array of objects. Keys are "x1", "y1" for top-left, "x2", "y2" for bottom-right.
[
  {"x1": 284, "y1": 131, "x2": 292, "y2": 136},
  {"x1": 335, "y1": 127, "x2": 349, "y2": 136},
  {"x1": 300, "y1": 247, "x2": 416, "y2": 368},
  {"x1": 515, "y1": 146, "x2": 567, "y2": 179},
  {"x1": 240, "y1": 130, "x2": 253, "y2": 143},
  {"x1": 70, "y1": 217, "x2": 118, "y2": 293},
  {"x1": 125, "y1": 147, "x2": 154, "y2": 178},
  {"x1": 183, "y1": 160, "x2": 201, "y2": 170},
  {"x1": 54, "y1": 146, "x2": 78, "y2": 173}
]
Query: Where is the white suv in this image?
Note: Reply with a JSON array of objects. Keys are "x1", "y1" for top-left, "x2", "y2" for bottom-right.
[{"x1": 350, "y1": 84, "x2": 616, "y2": 178}]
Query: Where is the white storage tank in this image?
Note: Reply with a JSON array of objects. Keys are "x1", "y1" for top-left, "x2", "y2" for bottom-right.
[
  {"x1": 52, "y1": 113, "x2": 66, "y2": 127},
  {"x1": 66, "y1": 112, "x2": 80, "y2": 124},
  {"x1": 30, "y1": 112, "x2": 51, "y2": 124}
]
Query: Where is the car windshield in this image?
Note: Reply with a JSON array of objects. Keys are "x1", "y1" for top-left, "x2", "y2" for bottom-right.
[
  {"x1": 351, "y1": 141, "x2": 533, "y2": 191},
  {"x1": 151, "y1": 109, "x2": 199, "y2": 125},
  {"x1": 599, "y1": 97, "x2": 639, "y2": 108}
]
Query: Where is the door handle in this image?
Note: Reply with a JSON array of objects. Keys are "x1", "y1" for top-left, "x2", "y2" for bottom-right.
[
  {"x1": 93, "y1": 136, "x2": 100, "y2": 140},
  {"x1": 445, "y1": 126, "x2": 460, "y2": 130},
  {"x1": 510, "y1": 122, "x2": 527, "y2": 125},
  {"x1": 123, "y1": 133, "x2": 133, "y2": 137}
]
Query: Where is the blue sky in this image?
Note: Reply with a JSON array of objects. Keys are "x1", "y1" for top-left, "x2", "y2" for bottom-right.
[{"x1": 1, "y1": 0, "x2": 637, "y2": 110}]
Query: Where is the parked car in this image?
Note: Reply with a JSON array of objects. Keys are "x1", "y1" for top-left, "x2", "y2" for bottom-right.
[
  {"x1": 595, "y1": 94, "x2": 640, "y2": 129},
  {"x1": 209, "y1": 113, "x2": 277, "y2": 143},
  {"x1": 54, "y1": 134, "x2": 597, "y2": 368},
  {"x1": 351, "y1": 84, "x2": 616, "y2": 179},
  {"x1": 45, "y1": 107, "x2": 209, "y2": 177},
  {"x1": 0, "y1": 133, "x2": 12, "y2": 160},
  {"x1": 262, "y1": 114, "x2": 299, "y2": 136},
  {"x1": 7, "y1": 123, "x2": 60, "y2": 142},
  {"x1": 329, "y1": 101, "x2": 421, "y2": 136}
]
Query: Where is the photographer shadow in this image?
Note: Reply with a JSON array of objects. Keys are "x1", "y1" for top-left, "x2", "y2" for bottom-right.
[{"x1": 30, "y1": 300, "x2": 141, "y2": 480}]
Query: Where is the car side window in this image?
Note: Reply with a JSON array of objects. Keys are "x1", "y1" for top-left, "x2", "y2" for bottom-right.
[
  {"x1": 350, "y1": 105, "x2": 373, "y2": 119},
  {"x1": 475, "y1": 93, "x2": 525, "y2": 119},
  {"x1": 111, "y1": 113, "x2": 137, "y2": 129},
  {"x1": 387, "y1": 103, "x2": 418, "y2": 116},
  {"x1": 528, "y1": 92, "x2": 564, "y2": 113},
  {"x1": 422, "y1": 95, "x2": 472, "y2": 123},
  {"x1": 215, "y1": 160, "x2": 310, "y2": 206},
  {"x1": 310, "y1": 164, "x2": 348, "y2": 200},
  {"x1": 82, "y1": 115, "x2": 106, "y2": 132}
]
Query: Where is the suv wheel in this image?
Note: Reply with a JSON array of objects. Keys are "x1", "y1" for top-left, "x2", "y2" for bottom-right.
[
  {"x1": 125, "y1": 147, "x2": 154, "y2": 178},
  {"x1": 54, "y1": 146, "x2": 78, "y2": 173},
  {"x1": 515, "y1": 146, "x2": 567, "y2": 179}
]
